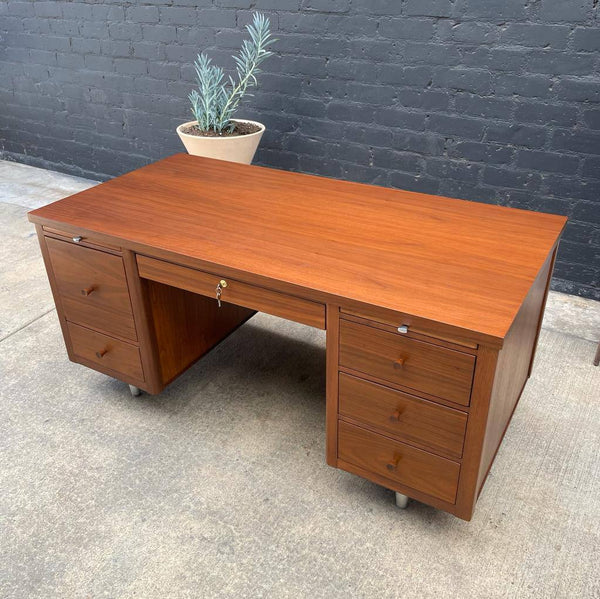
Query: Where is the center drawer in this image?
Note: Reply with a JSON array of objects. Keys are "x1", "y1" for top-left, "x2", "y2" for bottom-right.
[
  {"x1": 137, "y1": 255, "x2": 326, "y2": 329},
  {"x1": 46, "y1": 237, "x2": 137, "y2": 341},
  {"x1": 339, "y1": 319, "x2": 475, "y2": 406}
]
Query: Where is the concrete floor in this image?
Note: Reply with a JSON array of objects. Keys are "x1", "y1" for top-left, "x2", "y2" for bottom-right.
[{"x1": 1, "y1": 159, "x2": 599, "y2": 598}]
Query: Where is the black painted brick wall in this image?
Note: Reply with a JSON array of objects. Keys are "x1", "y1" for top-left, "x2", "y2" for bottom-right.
[{"x1": 1, "y1": 1, "x2": 599, "y2": 299}]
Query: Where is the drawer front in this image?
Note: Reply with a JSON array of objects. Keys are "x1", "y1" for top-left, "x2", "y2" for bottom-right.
[
  {"x1": 68, "y1": 322, "x2": 143, "y2": 381},
  {"x1": 339, "y1": 320, "x2": 475, "y2": 405},
  {"x1": 46, "y1": 237, "x2": 137, "y2": 340},
  {"x1": 339, "y1": 373, "x2": 467, "y2": 458},
  {"x1": 338, "y1": 421, "x2": 460, "y2": 503},
  {"x1": 42, "y1": 226, "x2": 121, "y2": 252},
  {"x1": 137, "y1": 255, "x2": 326, "y2": 330},
  {"x1": 340, "y1": 307, "x2": 477, "y2": 349}
]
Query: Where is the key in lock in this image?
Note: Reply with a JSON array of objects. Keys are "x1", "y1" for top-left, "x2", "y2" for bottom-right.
[{"x1": 215, "y1": 279, "x2": 228, "y2": 307}]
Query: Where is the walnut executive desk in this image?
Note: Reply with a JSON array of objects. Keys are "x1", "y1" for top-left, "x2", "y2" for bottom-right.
[{"x1": 29, "y1": 154, "x2": 566, "y2": 520}]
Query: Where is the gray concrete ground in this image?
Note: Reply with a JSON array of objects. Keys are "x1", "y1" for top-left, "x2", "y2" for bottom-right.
[{"x1": 1, "y1": 159, "x2": 599, "y2": 598}]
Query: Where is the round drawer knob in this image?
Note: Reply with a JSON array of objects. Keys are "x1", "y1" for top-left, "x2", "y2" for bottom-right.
[
  {"x1": 81, "y1": 286, "x2": 95, "y2": 296},
  {"x1": 95, "y1": 349, "x2": 108, "y2": 359},
  {"x1": 386, "y1": 456, "x2": 401, "y2": 472},
  {"x1": 393, "y1": 357, "x2": 406, "y2": 369},
  {"x1": 389, "y1": 409, "x2": 403, "y2": 422}
]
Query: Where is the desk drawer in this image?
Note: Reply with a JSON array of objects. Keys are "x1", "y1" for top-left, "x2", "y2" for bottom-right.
[
  {"x1": 137, "y1": 255, "x2": 326, "y2": 329},
  {"x1": 68, "y1": 322, "x2": 143, "y2": 381},
  {"x1": 339, "y1": 320, "x2": 475, "y2": 406},
  {"x1": 46, "y1": 237, "x2": 136, "y2": 341},
  {"x1": 339, "y1": 373, "x2": 467, "y2": 458},
  {"x1": 338, "y1": 421, "x2": 460, "y2": 503}
]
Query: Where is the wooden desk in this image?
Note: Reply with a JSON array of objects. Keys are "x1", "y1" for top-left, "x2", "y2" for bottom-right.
[{"x1": 29, "y1": 154, "x2": 566, "y2": 520}]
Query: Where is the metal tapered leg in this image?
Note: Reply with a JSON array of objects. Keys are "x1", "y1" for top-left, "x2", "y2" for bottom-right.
[
  {"x1": 395, "y1": 492, "x2": 409, "y2": 509},
  {"x1": 128, "y1": 384, "x2": 142, "y2": 397}
]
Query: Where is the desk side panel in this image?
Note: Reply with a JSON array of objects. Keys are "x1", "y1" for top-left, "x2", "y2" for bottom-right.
[
  {"x1": 475, "y1": 247, "x2": 555, "y2": 494},
  {"x1": 35, "y1": 224, "x2": 76, "y2": 361}
]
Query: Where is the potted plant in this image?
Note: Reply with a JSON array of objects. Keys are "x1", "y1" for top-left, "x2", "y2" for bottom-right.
[{"x1": 176, "y1": 13, "x2": 275, "y2": 165}]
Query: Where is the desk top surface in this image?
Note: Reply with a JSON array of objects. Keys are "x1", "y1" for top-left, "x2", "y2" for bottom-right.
[{"x1": 29, "y1": 153, "x2": 566, "y2": 342}]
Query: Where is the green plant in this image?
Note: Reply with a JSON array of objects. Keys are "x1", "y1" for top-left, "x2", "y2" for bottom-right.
[{"x1": 188, "y1": 13, "x2": 275, "y2": 134}]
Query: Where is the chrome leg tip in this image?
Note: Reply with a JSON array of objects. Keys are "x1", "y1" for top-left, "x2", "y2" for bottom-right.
[
  {"x1": 395, "y1": 492, "x2": 409, "y2": 509},
  {"x1": 128, "y1": 384, "x2": 142, "y2": 397}
]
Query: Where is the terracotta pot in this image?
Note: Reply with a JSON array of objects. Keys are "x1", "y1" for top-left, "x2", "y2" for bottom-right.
[{"x1": 176, "y1": 119, "x2": 265, "y2": 165}]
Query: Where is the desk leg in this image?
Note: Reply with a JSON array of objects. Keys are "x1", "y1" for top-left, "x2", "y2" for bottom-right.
[{"x1": 395, "y1": 493, "x2": 409, "y2": 509}]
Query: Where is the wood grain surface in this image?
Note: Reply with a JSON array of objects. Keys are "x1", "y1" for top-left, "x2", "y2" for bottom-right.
[
  {"x1": 338, "y1": 373, "x2": 468, "y2": 458},
  {"x1": 146, "y1": 280, "x2": 254, "y2": 385},
  {"x1": 325, "y1": 304, "x2": 340, "y2": 466},
  {"x1": 339, "y1": 319, "x2": 476, "y2": 405},
  {"x1": 46, "y1": 237, "x2": 137, "y2": 341},
  {"x1": 67, "y1": 321, "x2": 143, "y2": 381},
  {"x1": 338, "y1": 421, "x2": 461, "y2": 503},
  {"x1": 28, "y1": 154, "x2": 566, "y2": 343},
  {"x1": 137, "y1": 254, "x2": 326, "y2": 330},
  {"x1": 476, "y1": 251, "x2": 553, "y2": 493}
]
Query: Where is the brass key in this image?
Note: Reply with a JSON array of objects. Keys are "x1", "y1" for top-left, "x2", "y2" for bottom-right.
[{"x1": 215, "y1": 279, "x2": 227, "y2": 307}]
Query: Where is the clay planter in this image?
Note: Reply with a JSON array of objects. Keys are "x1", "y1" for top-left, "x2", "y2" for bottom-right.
[{"x1": 176, "y1": 119, "x2": 265, "y2": 165}]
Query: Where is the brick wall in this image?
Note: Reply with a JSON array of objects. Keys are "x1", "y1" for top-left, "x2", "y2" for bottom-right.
[{"x1": 1, "y1": 0, "x2": 598, "y2": 299}]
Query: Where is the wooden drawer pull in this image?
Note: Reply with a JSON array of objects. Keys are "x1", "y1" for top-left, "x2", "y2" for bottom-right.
[
  {"x1": 393, "y1": 357, "x2": 406, "y2": 369},
  {"x1": 389, "y1": 408, "x2": 403, "y2": 422},
  {"x1": 386, "y1": 455, "x2": 401, "y2": 472},
  {"x1": 95, "y1": 348, "x2": 108, "y2": 359},
  {"x1": 80, "y1": 285, "x2": 95, "y2": 296}
]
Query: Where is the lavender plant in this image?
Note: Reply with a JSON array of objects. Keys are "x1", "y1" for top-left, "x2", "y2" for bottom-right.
[{"x1": 188, "y1": 13, "x2": 275, "y2": 134}]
